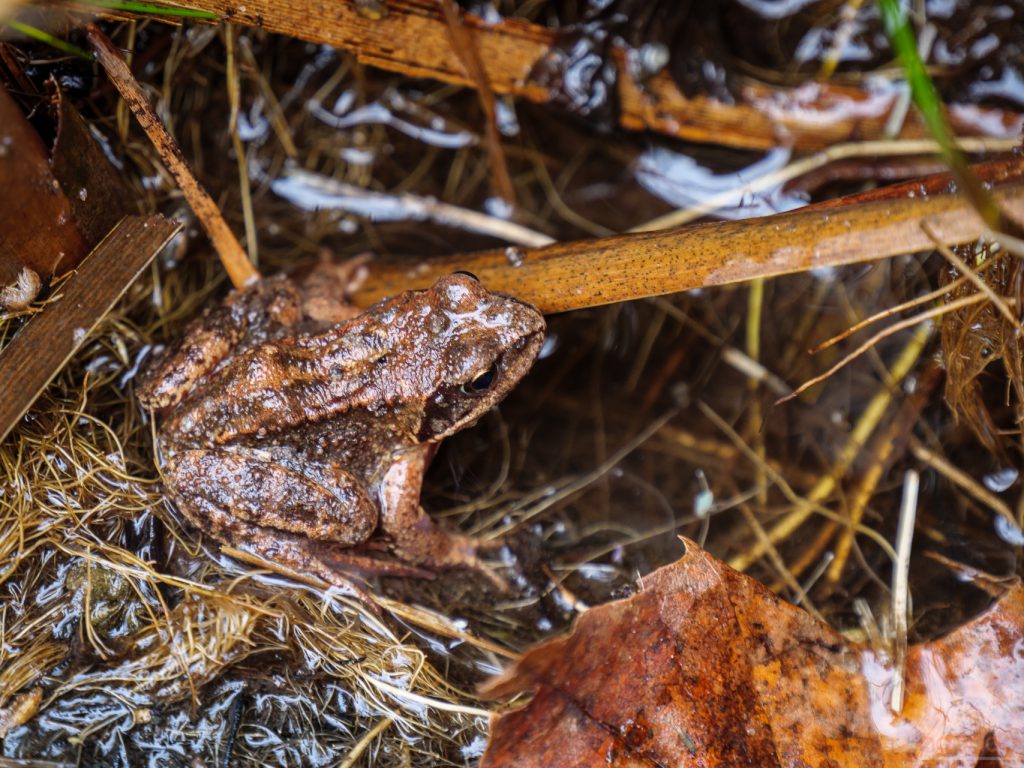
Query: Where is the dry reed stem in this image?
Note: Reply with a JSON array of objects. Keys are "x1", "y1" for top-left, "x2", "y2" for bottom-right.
[
  {"x1": 351, "y1": 184, "x2": 1024, "y2": 315},
  {"x1": 86, "y1": 24, "x2": 259, "y2": 290}
]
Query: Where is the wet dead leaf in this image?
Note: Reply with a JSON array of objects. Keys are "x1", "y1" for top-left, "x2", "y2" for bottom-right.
[
  {"x1": 481, "y1": 539, "x2": 1024, "y2": 767},
  {"x1": 48, "y1": 79, "x2": 135, "y2": 244},
  {"x1": 0, "y1": 83, "x2": 88, "y2": 308}
]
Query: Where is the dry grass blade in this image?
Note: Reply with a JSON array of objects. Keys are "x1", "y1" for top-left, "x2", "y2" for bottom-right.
[
  {"x1": 225, "y1": 25, "x2": 259, "y2": 267},
  {"x1": 729, "y1": 323, "x2": 929, "y2": 573},
  {"x1": 779, "y1": 292, "x2": 988, "y2": 404},
  {"x1": 810, "y1": 273, "x2": 974, "y2": 353}
]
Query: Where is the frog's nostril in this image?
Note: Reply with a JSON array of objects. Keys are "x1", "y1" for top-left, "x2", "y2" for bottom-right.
[{"x1": 453, "y1": 270, "x2": 479, "y2": 282}]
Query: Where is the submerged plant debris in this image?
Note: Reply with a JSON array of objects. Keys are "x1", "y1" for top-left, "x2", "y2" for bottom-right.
[{"x1": 0, "y1": 2, "x2": 1022, "y2": 765}]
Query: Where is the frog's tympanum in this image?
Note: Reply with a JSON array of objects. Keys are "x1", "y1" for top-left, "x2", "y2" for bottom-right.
[{"x1": 137, "y1": 267, "x2": 545, "y2": 593}]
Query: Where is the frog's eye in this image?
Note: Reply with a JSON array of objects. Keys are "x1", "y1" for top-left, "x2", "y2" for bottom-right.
[
  {"x1": 453, "y1": 270, "x2": 479, "y2": 282},
  {"x1": 462, "y1": 365, "x2": 497, "y2": 394}
]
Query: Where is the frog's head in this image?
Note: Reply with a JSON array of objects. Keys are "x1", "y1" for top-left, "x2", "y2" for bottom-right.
[{"x1": 416, "y1": 272, "x2": 545, "y2": 442}]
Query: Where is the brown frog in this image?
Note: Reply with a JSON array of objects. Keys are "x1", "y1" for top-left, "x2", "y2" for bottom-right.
[{"x1": 137, "y1": 267, "x2": 545, "y2": 595}]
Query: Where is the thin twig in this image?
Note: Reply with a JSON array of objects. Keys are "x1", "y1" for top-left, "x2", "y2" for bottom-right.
[
  {"x1": 810, "y1": 272, "x2": 973, "y2": 353},
  {"x1": 226, "y1": 25, "x2": 259, "y2": 267},
  {"x1": 439, "y1": 0, "x2": 516, "y2": 210},
  {"x1": 86, "y1": 24, "x2": 259, "y2": 289},
  {"x1": 272, "y1": 167, "x2": 552, "y2": 247},
  {"x1": 779, "y1": 293, "x2": 986, "y2": 404},
  {"x1": 922, "y1": 224, "x2": 1021, "y2": 331}
]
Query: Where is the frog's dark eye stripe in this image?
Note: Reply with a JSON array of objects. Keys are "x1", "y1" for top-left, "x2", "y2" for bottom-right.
[
  {"x1": 453, "y1": 270, "x2": 479, "y2": 282},
  {"x1": 462, "y1": 364, "x2": 497, "y2": 394}
]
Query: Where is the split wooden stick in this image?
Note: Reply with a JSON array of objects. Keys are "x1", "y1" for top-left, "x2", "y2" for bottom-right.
[{"x1": 86, "y1": 24, "x2": 259, "y2": 290}]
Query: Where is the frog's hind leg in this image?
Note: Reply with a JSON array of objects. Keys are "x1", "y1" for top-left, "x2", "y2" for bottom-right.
[
  {"x1": 163, "y1": 449, "x2": 387, "y2": 596},
  {"x1": 165, "y1": 450, "x2": 379, "y2": 543},
  {"x1": 180, "y1": 494, "x2": 374, "y2": 601}
]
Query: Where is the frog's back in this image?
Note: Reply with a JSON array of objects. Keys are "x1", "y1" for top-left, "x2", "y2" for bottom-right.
[{"x1": 158, "y1": 288, "x2": 439, "y2": 450}]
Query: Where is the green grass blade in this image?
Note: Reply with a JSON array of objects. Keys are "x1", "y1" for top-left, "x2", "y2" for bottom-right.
[
  {"x1": 78, "y1": 1, "x2": 219, "y2": 19},
  {"x1": 4, "y1": 20, "x2": 93, "y2": 59},
  {"x1": 877, "y1": 0, "x2": 1003, "y2": 231}
]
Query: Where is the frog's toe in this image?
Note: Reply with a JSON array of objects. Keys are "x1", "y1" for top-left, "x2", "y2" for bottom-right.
[{"x1": 391, "y1": 521, "x2": 508, "y2": 591}]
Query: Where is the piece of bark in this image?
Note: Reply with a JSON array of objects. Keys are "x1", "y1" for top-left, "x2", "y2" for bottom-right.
[
  {"x1": 48, "y1": 79, "x2": 136, "y2": 244},
  {"x1": 0, "y1": 215, "x2": 181, "y2": 443},
  {"x1": 0, "y1": 83, "x2": 88, "y2": 308},
  {"x1": 96, "y1": 0, "x2": 1023, "y2": 151},
  {"x1": 482, "y1": 539, "x2": 1024, "y2": 767}
]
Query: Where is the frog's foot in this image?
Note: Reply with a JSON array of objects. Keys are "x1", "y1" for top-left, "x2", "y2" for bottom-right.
[
  {"x1": 295, "y1": 253, "x2": 371, "y2": 325},
  {"x1": 378, "y1": 451, "x2": 507, "y2": 589},
  {"x1": 180, "y1": 494, "x2": 374, "y2": 603},
  {"x1": 390, "y1": 515, "x2": 508, "y2": 591}
]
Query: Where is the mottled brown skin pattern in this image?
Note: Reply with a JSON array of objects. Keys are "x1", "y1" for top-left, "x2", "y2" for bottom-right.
[{"x1": 137, "y1": 268, "x2": 545, "y2": 595}]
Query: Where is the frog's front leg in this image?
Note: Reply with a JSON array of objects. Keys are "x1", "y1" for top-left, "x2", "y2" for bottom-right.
[
  {"x1": 378, "y1": 447, "x2": 505, "y2": 588},
  {"x1": 164, "y1": 448, "x2": 380, "y2": 593},
  {"x1": 137, "y1": 277, "x2": 303, "y2": 410}
]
